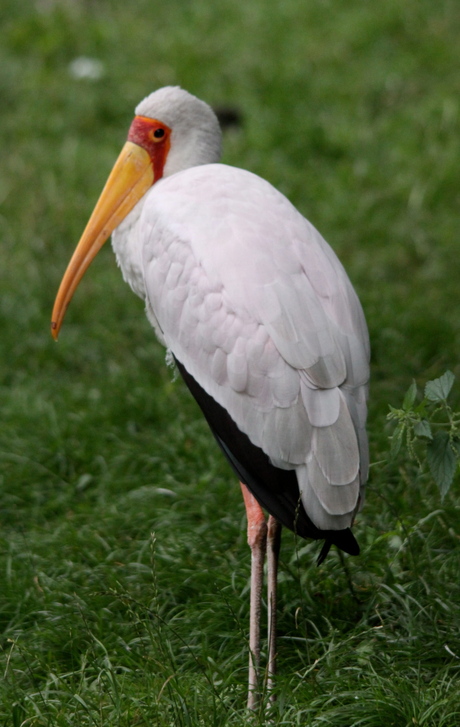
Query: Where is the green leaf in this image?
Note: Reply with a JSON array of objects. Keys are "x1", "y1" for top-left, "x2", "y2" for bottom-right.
[
  {"x1": 414, "y1": 419, "x2": 433, "y2": 440},
  {"x1": 424, "y1": 371, "x2": 455, "y2": 402},
  {"x1": 390, "y1": 422, "x2": 405, "y2": 458},
  {"x1": 403, "y1": 381, "x2": 417, "y2": 411},
  {"x1": 426, "y1": 431, "x2": 457, "y2": 499},
  {"x1": 387, "y1": 404, "x2": 400, "y2": 419},
  {"x1": 12, "y1": 703, "x2": 26, "y2": 727}
]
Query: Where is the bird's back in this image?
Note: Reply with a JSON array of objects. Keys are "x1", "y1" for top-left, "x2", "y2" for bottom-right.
[{"x1": 129, "y1": 163, "x2": 369, "y2": 543}]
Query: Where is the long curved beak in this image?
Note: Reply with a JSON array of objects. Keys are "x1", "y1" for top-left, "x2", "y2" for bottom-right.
[{"x1": 51, "y1": 141, "x2": 153, "y2": 340}]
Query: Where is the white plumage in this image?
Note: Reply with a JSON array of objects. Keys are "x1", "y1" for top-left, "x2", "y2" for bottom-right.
[
  {"x1": 113, "y1": 157, "x2": 369, "y2": 532},
  {"x1": 52, "y1": 86, "x2": 370, "y2": 709}
]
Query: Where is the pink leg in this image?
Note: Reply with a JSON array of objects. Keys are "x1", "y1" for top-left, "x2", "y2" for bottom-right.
[
  {"x1": 266, "y1": 515, "x2": 281, "y2": 703},
  {"x1": 240, "y1": 483, "x2": 267, "y2": 711}
]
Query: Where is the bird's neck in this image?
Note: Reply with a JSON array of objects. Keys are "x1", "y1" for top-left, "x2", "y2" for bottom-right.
[{"x1": 111, "y1": 195, "x2": 148, "y2": 300}]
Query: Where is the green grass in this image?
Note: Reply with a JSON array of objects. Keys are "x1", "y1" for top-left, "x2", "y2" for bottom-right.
[{"x1": 1, "y1": 0, "x2": 460, "y2": 723}]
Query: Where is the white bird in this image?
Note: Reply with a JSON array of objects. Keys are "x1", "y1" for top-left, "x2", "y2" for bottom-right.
[{"x1": 51, "y1": 86, "x2": 370, "y2": 711}]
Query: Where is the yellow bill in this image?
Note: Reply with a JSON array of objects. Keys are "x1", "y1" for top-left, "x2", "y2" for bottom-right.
[{"x1": 51, "y1": 141, "x2": 153, "y2": 340}]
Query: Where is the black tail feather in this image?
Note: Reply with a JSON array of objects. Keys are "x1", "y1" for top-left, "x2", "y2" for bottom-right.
[
  {"x1": 174, "y1": 356, "x2": 360, "y2": 562},
  {"x1": 317, "y1": 528, "x2": 360, "y2": 566}
]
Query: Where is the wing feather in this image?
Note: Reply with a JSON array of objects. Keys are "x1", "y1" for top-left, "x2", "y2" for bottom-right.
[{"x1": 137, "y1": 164, "x2": 370, "y2": 532}]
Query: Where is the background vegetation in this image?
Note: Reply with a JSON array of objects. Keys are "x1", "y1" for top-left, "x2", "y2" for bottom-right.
[{"x1": 1, "y1": 0, "x2": 460, "y2": 724}]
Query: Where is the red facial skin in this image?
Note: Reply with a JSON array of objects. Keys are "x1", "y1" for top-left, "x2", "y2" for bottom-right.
[{"x1": 127, "y1": 116, "x2": 172, "y2": 181}]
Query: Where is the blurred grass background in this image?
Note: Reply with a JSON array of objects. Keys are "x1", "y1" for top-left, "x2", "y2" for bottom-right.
[{"x1": 1, "y1": 0, "x2": 460, "y2": 724}]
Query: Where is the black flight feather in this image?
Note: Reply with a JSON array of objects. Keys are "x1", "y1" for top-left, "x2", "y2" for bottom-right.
[{"x1": 174, "y1": 357, "x2": 359, "y2": 562}]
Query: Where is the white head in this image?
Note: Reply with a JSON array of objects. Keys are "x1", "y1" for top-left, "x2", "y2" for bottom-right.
[{"x1": 135, "y1": 86, "x2": 222, "y2": 176}]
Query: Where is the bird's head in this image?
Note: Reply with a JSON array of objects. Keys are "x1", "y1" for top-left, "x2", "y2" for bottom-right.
[{"x1": 51, "y1": 87, "x2": 222, "y2": 339}]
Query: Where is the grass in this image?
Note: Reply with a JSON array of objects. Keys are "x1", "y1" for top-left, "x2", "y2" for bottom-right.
[{"x1": 1, "y1": 0, "x2": 460, "y2": 723}]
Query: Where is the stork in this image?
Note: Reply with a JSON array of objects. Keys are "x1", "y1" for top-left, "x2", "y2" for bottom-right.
[{"x1": 51, "y1": 86, "x2": 370, "y2": 710}]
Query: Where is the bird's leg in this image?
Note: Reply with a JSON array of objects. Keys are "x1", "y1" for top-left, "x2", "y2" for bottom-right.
[
  {"x1": 266, "y1": 515, "x2": 281, "y2": 703},
  {"x1": 240, "y1": 483, "x2": 267, "y2": 711}
]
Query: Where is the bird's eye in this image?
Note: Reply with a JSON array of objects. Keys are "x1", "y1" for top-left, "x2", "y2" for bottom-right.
[{"x1": 153, "y1": 128, "x2": 165, "y2": 140}]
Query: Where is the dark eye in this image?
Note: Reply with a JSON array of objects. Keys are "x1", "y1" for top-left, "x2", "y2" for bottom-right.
[{"x1": 153, "y1": 128, "x2": 165, "y2": 139}]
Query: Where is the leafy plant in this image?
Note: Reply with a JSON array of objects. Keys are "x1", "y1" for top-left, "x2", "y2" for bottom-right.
[{"x1": 388, "y1": 371, "x2": 460, "y2": 499}]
